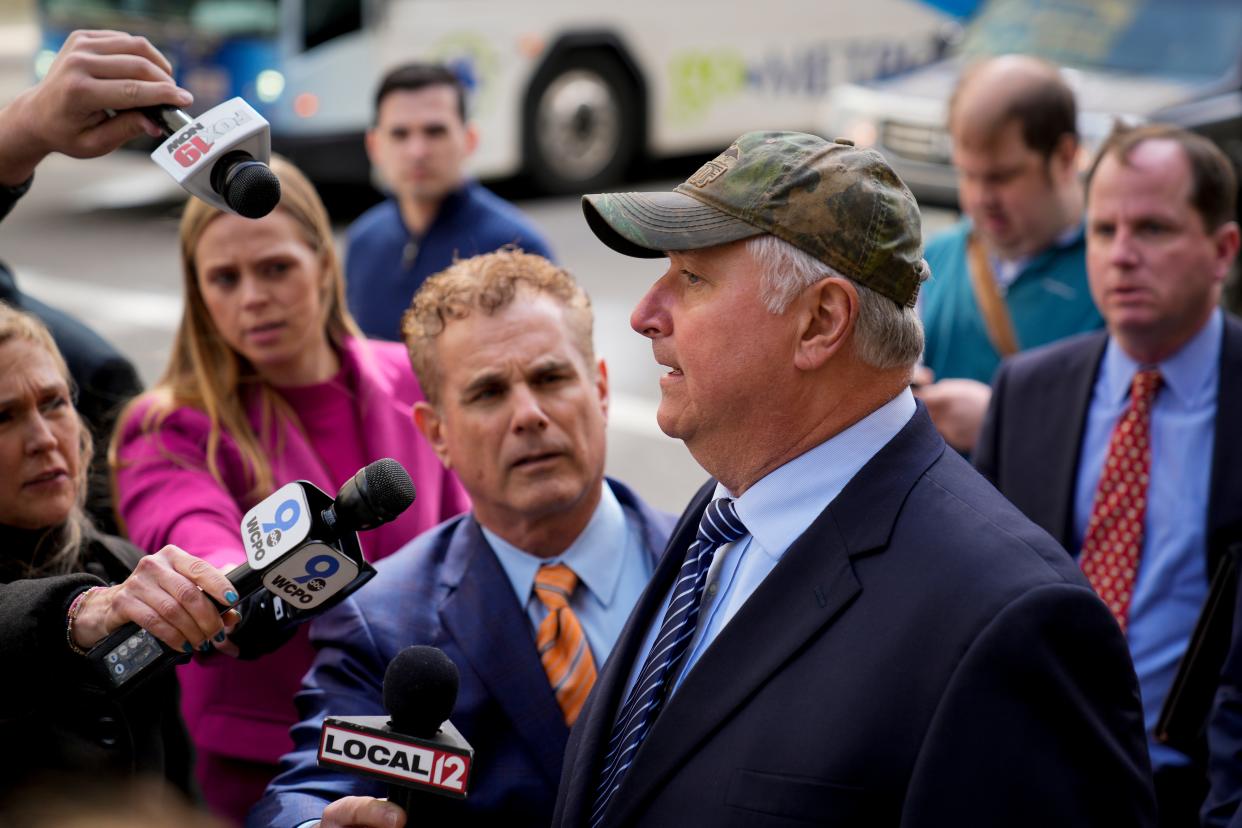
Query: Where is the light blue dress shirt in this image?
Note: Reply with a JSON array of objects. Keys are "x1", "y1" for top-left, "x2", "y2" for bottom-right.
[
  {"x1": 1073, "y1": 309, "x2": 1221, "y2": 771},
  {"x1": 622, "y1": 389, "x2": 917, "y2": 702},
  {"x1": 483, "y1": 481, "x2": 654, "y2": 664}
]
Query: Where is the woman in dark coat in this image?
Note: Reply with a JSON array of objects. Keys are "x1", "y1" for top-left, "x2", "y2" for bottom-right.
[{"x1": 0, "y1": 302, "x2": 239, "y2": 799}]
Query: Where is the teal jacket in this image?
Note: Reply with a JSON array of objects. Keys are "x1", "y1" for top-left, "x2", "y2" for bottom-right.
[{"x1": 920, "y1": 220, "x2": 1103, "y2": 383}]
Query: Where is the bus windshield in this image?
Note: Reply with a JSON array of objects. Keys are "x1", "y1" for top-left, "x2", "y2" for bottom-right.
[
  {"x1": 39, "y1": 0, "x2": 280, "y2": 38},
  {"x1": 959, "y1": 0, "x2": 1242, "y2": 80}
]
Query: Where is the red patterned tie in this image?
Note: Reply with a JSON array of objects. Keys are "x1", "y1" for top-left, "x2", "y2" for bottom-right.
[{"x1": 1079, "y1": 368, "x2": 1162, "y2": 632}]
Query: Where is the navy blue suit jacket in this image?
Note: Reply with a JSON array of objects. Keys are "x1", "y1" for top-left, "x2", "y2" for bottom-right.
[
  {"x1": 553, "y1": 407, "x2": 1155, "y2": 827},
  {"x1": 248, "y1": 479, "x2": 672, "y2": 827},
  {"x1": 974, "y1": 317, "x2": 1242, "y2": 581}
]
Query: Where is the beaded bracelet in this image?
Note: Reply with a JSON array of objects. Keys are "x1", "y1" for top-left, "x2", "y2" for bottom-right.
[{"x1": 66, "y1": 586, "x2": 103, "y2": 657}]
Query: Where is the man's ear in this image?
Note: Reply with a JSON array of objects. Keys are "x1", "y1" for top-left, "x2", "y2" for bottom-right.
[
  {"x1": 595, "y1": 357, "x2": 610, "y2": 423},
  {"x1": 364, "y1": 127, "x2": 380, "y2": 167},
  {"x1": 1051, "y1": 132, "x2": 1079, "y2": 181},
  {"x1": 794, "y1": 277, "x2": 857, "y2": 371},
  {"x1": 464, "y1": 122, "x2": 480, "y2": 157},
  {"x1": 413, "y1": 401, "x2": 451, "y2": 469},
  {"x1": 1211, "y1": 221, "x2": 1241, "y2": 284}
]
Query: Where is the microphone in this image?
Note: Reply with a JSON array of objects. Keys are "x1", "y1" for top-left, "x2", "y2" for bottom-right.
[
  {"x1": 87, "y1": 459, "x2": 416, "y2": 696},
  {"x1": 142, "y1": 97, "x2": 281, "y2": 219},
  {"x1": 318, "y1": 646, "x2": 474, "y2": 804}
]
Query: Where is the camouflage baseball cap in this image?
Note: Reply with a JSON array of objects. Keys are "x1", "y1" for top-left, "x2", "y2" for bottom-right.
[{"x1": 582, "y1": 131, "x2": 928, "y2": 306}]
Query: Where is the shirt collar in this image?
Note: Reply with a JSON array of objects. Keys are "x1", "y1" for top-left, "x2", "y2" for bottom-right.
[
  {"x1": 481, "y1": 480, "x2": 628, "y2": 608},
  {"x1": 1101, "y1": 308, "x2": 1222, "y2": 407},
  {"x1": 716, "y1": 388, "x2": 917, "y2": 561}
]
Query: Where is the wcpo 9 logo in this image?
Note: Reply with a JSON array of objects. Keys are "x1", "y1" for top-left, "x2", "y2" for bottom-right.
[
  {"x1": 245, "y1": 496, "x2": 300, "y2": 562},
  {"x1": 241, "y1": 482, "x2": 314, "y2": 569},
  {"x1": 262, "y1": 543, "x2": 359, "y2": 609}
]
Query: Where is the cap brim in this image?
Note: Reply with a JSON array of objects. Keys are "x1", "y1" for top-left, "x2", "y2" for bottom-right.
[{"x1": 582, "y1": 191, "x2": 761, "y2": 259}]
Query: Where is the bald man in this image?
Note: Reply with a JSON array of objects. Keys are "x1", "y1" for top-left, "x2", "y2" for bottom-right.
[{"x1": 915, "y1": 55, "x2": 1103, "y2": 452}]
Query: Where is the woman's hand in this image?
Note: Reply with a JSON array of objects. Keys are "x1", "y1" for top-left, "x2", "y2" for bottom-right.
[{"x1": 69, "y1": 544, "x2": 241, "y2": 654}]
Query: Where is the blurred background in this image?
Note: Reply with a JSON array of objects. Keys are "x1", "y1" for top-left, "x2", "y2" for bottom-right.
[{"x1": 1, "y1": 0, "x2": 1239, "y2": 511}]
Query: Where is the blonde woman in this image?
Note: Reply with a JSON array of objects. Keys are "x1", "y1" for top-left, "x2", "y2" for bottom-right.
[
  {"x1": 112, "y1": 158, "x2": 468, "y2": 823},
  {"x1": 0, "y1": 303, "x2": 237, "y2": 800}
]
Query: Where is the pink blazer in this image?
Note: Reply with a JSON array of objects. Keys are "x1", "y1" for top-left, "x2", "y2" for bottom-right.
[{"x1": 114, "y1": 338, "x2": 469, "y2": 766}]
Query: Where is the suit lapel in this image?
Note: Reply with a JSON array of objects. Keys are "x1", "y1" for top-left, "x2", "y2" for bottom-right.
[
  {"x1": 1207, "y1": 315, "x2": 1242, "y2": 572},
  {"x1": 1044, "y1": 335, "x2": 1107, "y2": 549},
  {"x1": 603, "y1": 409, "x2": 945, "y2": 826},
  {"x1": 437, "y1": 517, "x2": 569, "y2": 786}
]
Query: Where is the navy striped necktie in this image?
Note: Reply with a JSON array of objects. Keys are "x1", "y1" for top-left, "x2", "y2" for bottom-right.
[{"x1": 590, "y1": 497, "x2": 748, "y2": 827}]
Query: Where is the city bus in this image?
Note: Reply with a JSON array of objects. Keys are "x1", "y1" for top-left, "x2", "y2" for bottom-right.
[{"x1": 36, "y1": 0, "x2": 966, "y2": 193}]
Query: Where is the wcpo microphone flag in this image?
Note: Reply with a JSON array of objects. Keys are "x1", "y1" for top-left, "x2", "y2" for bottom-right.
[
  {"x1": 142, "y1": 98, "x2": 282, "y2": 218},
  {"x1": 319, "y1": 646, "x2": 475, "y2": 805},
  {"x1": 88, "y1": 459, "x2": 415, "y2": 696}
]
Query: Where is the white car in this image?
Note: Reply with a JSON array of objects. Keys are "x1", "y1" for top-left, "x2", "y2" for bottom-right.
[{"x1": 819, "y1": 0, "x2": 1242, "y2": 215}]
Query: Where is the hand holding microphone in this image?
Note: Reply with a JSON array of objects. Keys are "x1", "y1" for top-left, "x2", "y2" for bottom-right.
[
  {"x1": 68, "y1": 544, "x2": 240, "y2": 655},
  {"x1": 87, "y1": 459, "x2": 416, "y2": 695},
  {"x1": 0, "y1": 30, "x2": 192, "y2": 187}
]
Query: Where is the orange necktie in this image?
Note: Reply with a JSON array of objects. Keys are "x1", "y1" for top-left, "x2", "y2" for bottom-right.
[
  {"x1": 1079, "y1": 368, "x2": 1162, "y2": 632},
  {"x1": 534, "y1": 564, "x2": 597, "y2": 725}
]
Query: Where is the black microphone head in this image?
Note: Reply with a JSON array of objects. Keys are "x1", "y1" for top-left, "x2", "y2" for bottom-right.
[
  {"x1": 224, "y1": 160, "x2": 281, "y2": 218},
  {"x1": 383, "y1": 645, "x2": 459, "y2": 738},
  {"x1": 330, "y1": 459, "x2": 416, "y2": 533},
  {"x1": 363, "y1": 458, "x2": 416, "y2": 513}
]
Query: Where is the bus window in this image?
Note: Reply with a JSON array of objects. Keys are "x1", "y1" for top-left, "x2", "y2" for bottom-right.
[{"x1": 303, "y1": 0, "x2": 362, "y2": 51}]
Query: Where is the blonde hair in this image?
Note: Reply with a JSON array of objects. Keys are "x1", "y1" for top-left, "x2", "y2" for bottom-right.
[
  {"x1": 0, "y1": 302, "x2": 93, "y2": 575},
  {"x1": 401, "y1": 249, "x2": 594, "y2": 405},
  {"x1": 112, "y1": 157, "x2": 361, "y2": 499}
]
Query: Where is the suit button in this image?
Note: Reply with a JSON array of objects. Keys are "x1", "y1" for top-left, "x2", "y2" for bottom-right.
[{"x1": 96, "y1": 715, "x2": 120, "y2": 747}]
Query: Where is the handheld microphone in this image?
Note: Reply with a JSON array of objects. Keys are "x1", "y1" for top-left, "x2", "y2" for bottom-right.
[
  {"x1": 143, "y1": 97, "x2": 282, "y2": 219},
  {"x1": 318, "y1": 646, "x2": 474, "y2": 804},
  {"x1": 88, "y1": 459, "x2": 416, "y2": 696}
]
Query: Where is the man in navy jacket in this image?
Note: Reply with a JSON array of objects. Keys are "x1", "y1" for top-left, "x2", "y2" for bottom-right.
[
  {"x1": 345, "y1": 63, "x2": 553, "y2": 341},
  {"x1": 251, "y1": 251, "x2": 672, "y2": 827},
  {"x1": 551, "y1": 131, "x2": 1155, "y2": 827},
  {"x1": 977, "y1": 124, "x2": 1242, "y2": 827}
]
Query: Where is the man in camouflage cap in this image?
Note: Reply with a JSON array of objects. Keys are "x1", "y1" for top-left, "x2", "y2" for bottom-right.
[{"x1": 552, "y1": 131, "x2": 1155, "y2": 828}]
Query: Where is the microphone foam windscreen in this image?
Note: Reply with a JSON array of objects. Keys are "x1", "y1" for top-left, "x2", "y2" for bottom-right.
[
  {"x1": 383, "y1": 645, "x2": 460, "y2": 738},
  {"x1": 226, "y1": 162, "x2": 282, "y2": 218},
  {"x1": 363, "y1": 458, "x2": 416, "y2": 517}
]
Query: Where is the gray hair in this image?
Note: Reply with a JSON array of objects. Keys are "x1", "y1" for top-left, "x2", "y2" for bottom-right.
[{"x1": 745, "y1": 235, "x2": 925, "y2": 370}]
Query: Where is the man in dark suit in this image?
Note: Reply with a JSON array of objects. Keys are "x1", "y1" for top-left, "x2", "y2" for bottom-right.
[
  {"x1": 249, "y1": 251, "x2": 674, "y2": 827},
  {"x1": 976, "y1": 124, "x2": 1242, "y2": 827},
  {"x1": 550, "y1": 131, "x2": 1155, "y2": 827}
]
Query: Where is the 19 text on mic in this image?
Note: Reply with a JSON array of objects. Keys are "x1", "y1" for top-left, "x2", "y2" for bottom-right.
[{"x1": 141, "y1": 98, "x2": 282, "y2": 219}]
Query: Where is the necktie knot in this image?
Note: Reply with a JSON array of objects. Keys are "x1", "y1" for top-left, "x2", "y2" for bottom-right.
[
  {"x1": 534, "y1": 563, "x2": 578, "y2": 611},
  {"x1": 696, "y1": 498, "x2": 747, "y2": 548},
  {"x1": 1130, "y1": 368, "x2": 1162, "y2": 407}
]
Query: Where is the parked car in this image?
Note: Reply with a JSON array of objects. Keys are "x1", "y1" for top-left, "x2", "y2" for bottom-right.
[{"x1": 819, "y1": 0, "x2": 1242, "y2": 220}]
